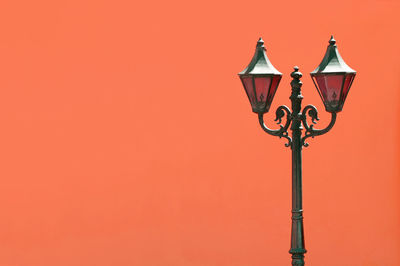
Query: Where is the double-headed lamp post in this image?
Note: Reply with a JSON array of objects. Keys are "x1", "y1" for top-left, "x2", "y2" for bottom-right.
[{"x1": 238, "y1": 36, "x2": 356, "y2": 266}]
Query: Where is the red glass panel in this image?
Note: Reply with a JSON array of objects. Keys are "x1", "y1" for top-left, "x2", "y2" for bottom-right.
[
  {"x1": 267, "y1": 75, "x2": 281, "y2": 103},
  {"x1": 341, "y1": 74, "x2": 355, "y2": 103},
  {"x1": 254, "y1": 77, "x2": 272, "y2": 105},
  {"x1": 314, "y1": 75, "x2": 344, "y2": 111},
  {"x1": 241, "y1": 76, "x2": 256, "y2": 106}
]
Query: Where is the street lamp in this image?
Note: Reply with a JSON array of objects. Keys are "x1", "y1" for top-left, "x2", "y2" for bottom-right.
[{"x1": 238, "y1": 36, "x2": 356, "y2": 265}]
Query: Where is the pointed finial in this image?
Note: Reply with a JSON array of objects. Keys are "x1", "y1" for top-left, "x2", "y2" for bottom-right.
[
  {"x1": 256, "y1": 37, "x2": 266, "y2": 50},
  {"x1": 257, "y1": 37, "x2": 264, "y2": 45},
  {"x1": 329, "y1": 35, "x2": 336, "y2": 45}
]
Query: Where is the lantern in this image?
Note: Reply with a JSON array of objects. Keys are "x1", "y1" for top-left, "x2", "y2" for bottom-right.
[
  {"x1": 238, "y1": 38, "x2": 282, "y2": 114},
  {"x1": 310, "y1": 36, "x2": 356, "y2": 113}
]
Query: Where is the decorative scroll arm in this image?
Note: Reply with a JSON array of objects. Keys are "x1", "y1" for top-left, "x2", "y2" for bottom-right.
[
  {"x1": 258, "y1": 105, "x2": 292, "y2": 147},
  {"x1": 301, "y1": 105, "x2": 337, "y2": 147}
]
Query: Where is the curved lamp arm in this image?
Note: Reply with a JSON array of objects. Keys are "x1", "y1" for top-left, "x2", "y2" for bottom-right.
[
  {"x1": 258, "y1": 105, "x2": 292, "y2": 147},
  {"x1": 301, "y1": 105, "x2": 337, "y2": 147}
]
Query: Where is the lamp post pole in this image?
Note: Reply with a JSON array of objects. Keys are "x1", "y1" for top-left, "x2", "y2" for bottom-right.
[
  {"x1": 240, "y1": 37, "x2": 355, "y2": 265},
  {"x1": 288, "y1": 67, "x2": 306, "y2": 266}
]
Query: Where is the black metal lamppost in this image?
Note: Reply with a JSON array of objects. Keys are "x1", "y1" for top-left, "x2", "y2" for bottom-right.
[{"x1": 238, "y1": 36, "x2": 356, "y2": 266}]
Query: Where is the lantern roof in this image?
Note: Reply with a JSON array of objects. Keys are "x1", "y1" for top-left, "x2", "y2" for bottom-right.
[
  {"x1": 239, "y1": 38, "x2": 282, "y2": 76},
  {"x1": 311, "y1": 36, "x2": 356, "y2": 75}
]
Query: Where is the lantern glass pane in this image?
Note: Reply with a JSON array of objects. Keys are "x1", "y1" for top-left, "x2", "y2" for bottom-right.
[
  {"x1": 241, "y1": 76, "x2": 256, "y2": 106},
  {"x1": 341, "y1": 74, "x2": 355, "y2": 103},
  {"x1": 314, "y1": 75, "x2": 344, "y2": 110},
  {"x1": 254, "y1": 77, "x2": 272, "y2": 105},
  {"x1": 268, "y1": 75, "x2": 281, "y2": 103}
]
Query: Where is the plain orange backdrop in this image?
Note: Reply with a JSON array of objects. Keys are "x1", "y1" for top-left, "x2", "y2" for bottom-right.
[{"x1": 0, "y1": 0, "x2": 399, "y2": 265}]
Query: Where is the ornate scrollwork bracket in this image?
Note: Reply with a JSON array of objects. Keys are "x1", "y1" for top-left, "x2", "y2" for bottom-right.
[
  {"x1": 258, "y1": 105, "x2": 292, "y2": 147},
  {"x1": 301, "y1": 105, "x2": 337, "y2": 147}
]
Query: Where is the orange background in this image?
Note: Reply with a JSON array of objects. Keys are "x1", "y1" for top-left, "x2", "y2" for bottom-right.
[{"x1": 0, "y1": 0, "x2": 399, "y2": 265}]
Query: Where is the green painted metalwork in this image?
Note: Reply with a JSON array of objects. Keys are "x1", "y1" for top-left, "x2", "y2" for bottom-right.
[{"x1": 239, "y1": 37, "x2": 356, "y2": 265}]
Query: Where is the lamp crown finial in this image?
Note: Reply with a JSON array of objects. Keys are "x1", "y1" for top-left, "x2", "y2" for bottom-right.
[
  {"x1": 329, "y1": 35, "x2": 336, "y2": 45},
  {"x1": 256, "y1": 37, "x2": 266, "y2": 50}
]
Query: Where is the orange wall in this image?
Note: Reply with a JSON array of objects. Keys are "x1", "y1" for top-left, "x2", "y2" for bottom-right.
[{"x1": 0, "y1": 0, "x2": 399, "y2": 265}]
